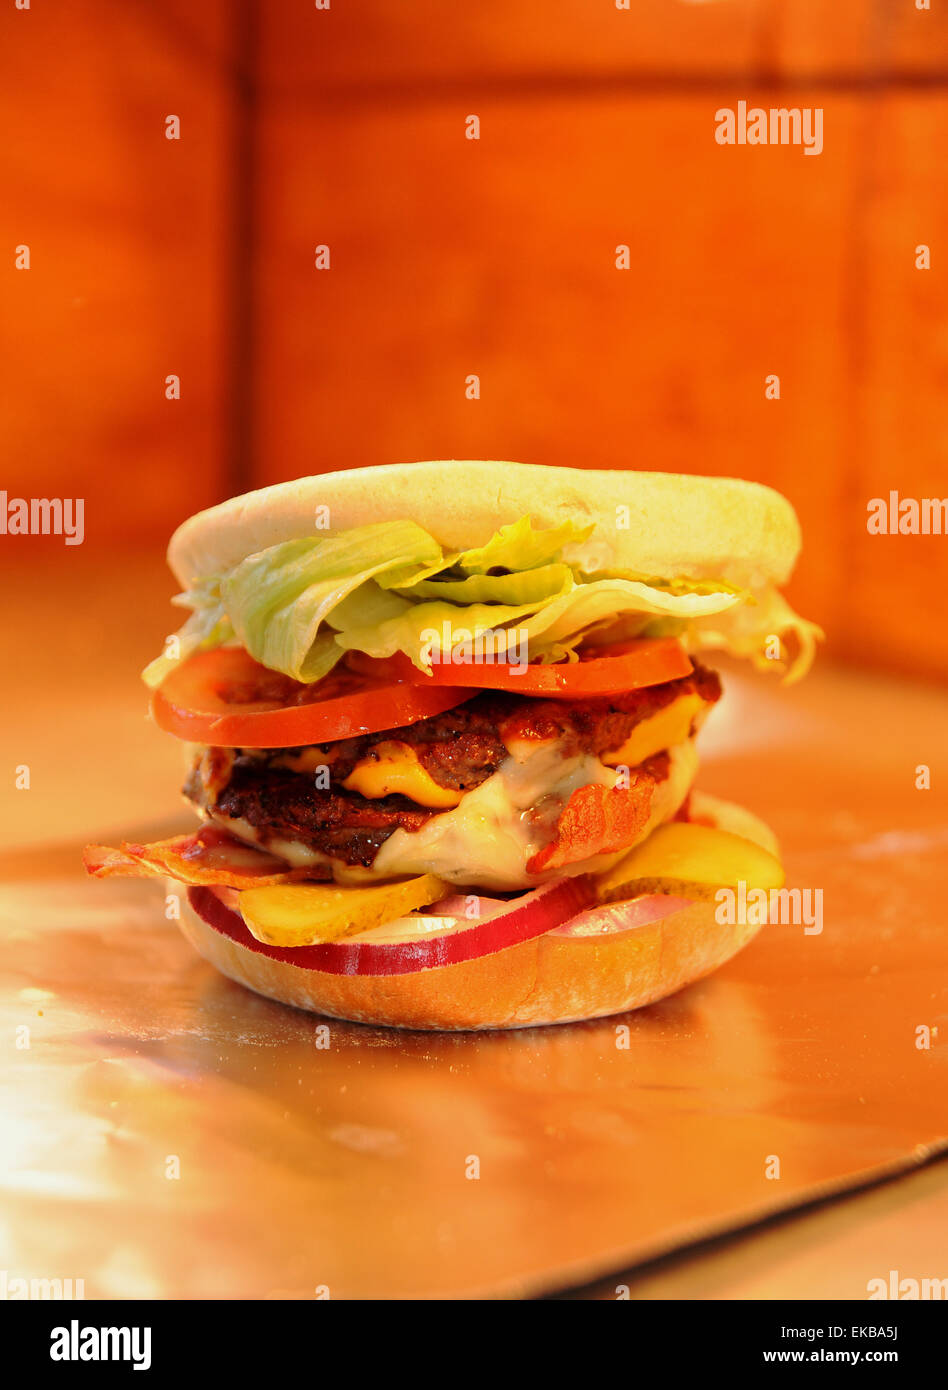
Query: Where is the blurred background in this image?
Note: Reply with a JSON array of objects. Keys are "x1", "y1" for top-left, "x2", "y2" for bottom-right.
[{"x1": 1, "y1": 0, "x2": 946, "y2": 850}]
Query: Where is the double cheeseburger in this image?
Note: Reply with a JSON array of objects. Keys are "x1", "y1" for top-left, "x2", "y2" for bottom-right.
[{"x1": 85, "y1": 461, "x2": 820, "y2": 1030}]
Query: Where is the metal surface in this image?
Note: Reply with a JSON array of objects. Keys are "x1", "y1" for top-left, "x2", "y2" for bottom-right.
[{"x1": 1, "y1": 660, "x2": 946, "y2": 1299}]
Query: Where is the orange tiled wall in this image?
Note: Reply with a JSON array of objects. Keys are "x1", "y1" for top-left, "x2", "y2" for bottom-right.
[
  {"x1": 0, "y1": 0, "x2": 238, "y2": 547},
  {"x1": 2, "y1": 2, "x2": 946, "y2": 681}
]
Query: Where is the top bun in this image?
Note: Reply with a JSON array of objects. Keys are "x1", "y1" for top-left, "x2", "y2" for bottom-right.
[{"x1": 168, "y1": 461, "x2": 801, "y2": 591}]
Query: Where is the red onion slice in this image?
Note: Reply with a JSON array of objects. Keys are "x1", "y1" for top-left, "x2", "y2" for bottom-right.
[
  {"x1": 549, "y1": 894, "x2": 695, "y2": 939},
  {"x1": 190, "y1": 873, "x2": 596, "y2": 977}
]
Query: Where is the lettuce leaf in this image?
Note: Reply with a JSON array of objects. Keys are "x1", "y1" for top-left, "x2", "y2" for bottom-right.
[
  {"x1": 393, "y1": 562, "x2": 575, "y2": 606},
  {"x1": 220, "y1": 522, "x2": 441, "y2": 681},
  {"x1": 143, "y1": 512, "x2": 820, "y2": 688},
  {"x1": 334, "y1": 597, "x2": 559, "y2": 672},
  {"x1": 375, "y1": 517, "x2": 589, "y2": 589},
  {"x1": 335, "y1": 575, "x2": 743, "y2": 672},
  {"x1": 579, "y1": 568, "x2": 748, "y2": 600},
  {"x1": 324, "y1": 580, "x2": 414, "y2": 632},
  {"x1": 689, "y1": 587, "x2": 823, "y2": 684},
  {"x1": 455, "y1": 516, "x2": 594, "y2": 574},
  {"x1": 141, "y1": 580, "x2": 234, "y2": 688}
]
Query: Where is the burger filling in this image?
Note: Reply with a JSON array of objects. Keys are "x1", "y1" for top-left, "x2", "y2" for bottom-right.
[
  {"x1": 83, "y1": 506, "x2": 811, "y2": 962},
  {"x1": 183, "y1": 666, "x2": 720, "y2": 890}
]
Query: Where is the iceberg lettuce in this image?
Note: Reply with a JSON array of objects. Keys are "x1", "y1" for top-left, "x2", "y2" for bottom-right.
[{"x1": 143, "y1": 514, "x2": 819, "y2": 687}]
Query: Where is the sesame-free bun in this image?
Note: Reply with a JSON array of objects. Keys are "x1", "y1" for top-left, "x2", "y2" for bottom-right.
[
  {"x1": 175, "y1": 792, "x2": 776, "y2": 1032},
  {"x1": 168, "y1": 461, "x2": 801, "y2": 593}
]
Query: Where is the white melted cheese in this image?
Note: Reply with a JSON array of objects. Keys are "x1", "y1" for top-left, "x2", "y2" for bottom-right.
[
  {"x1": 373, "y1": 739, "x2": 697, "y2": 889},
  {"x1": 373, "y1": 744, "x2": 615, "y2": 890}
]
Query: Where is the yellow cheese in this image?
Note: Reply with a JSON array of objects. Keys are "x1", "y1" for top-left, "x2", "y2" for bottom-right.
[
  {"x1": 601, "y1": 693, "x2": 706, "y2": 769},
  {"x1": 342, "y1": 741, "x2": 463, "y2": 809},
  {"x1": 269, "y1": 748, "x2": 334, "y2": 774},
  {"x1": 264, "y1": 742, "x2": 462, "y2": 809}
]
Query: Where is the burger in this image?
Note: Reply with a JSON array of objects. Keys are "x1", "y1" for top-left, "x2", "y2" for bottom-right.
[{"x1": 84, "y1": 461, "x2": 820, "y2": 1030}]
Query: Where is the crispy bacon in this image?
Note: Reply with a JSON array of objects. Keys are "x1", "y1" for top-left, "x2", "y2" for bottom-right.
[
  {"x1": 82, "y1": 825, "x2": 327, "y2": 889},
  {"x1": 526, "y1": 754, "x2": 669, "y2": 874}
]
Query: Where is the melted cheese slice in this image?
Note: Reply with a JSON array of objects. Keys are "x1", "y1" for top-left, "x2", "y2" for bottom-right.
[
  {"x1": 265, "y1": 742, "x2": 463, "y2": 809},
  {"x1": 600, "y1": 693, "x2": 706, "y2": 769},
  {"x1": 373, "y1": 739, "x2": 699, "y2": 889},
  {"x1": 268, "y1": 748, "x2": 334, "y2": 774},
  {"x1": 341, "y1": 741, "x2": 463, "y2": 809},
  {"x1": 209, "y1": 739, "x2": 701, "y2": 890}
]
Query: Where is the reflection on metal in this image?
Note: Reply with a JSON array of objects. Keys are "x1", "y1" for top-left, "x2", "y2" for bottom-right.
[{"x1": 1, "y1": 662, "x2": 946, "y2": 1298}]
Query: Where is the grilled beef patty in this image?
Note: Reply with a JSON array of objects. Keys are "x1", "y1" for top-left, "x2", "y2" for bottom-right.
[{"x1": 184, "y1": 665, "x2": 720, "y2": 868}]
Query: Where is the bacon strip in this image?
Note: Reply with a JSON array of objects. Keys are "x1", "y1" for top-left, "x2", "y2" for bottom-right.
[
  {"x1": 82, "y1": 825, "x2": 328, "y2": 889},
  {"x1": 526, "y1": 758, "x2": 667, "y2": 874}
]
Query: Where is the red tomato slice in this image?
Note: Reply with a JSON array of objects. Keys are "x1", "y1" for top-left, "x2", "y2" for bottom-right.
[
  {"x1": 151, "y1": 648, "x2": 476, "y2": 748},
  {"x1": 347, "y1": 637, "x2": 692, "y2": 699}
]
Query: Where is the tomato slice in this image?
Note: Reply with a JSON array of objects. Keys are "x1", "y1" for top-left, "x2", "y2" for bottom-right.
[
  {"x1": 151, "y1": 648, "x2": 476, "y2": 748},
  {"x1": 347, "y1": 637, "x2": 692, "y2": 699}
]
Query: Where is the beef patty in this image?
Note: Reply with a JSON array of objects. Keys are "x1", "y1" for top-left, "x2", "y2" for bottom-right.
[{"x1": 184, "y1": 665, "x2": 720, "y2": 868}]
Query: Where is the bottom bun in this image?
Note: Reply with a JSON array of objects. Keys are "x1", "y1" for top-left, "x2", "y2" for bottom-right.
[
  {"x1": 174, "y1": 792, "x2": 775, "y2": 1030},
  {"x1": 178, "y1": 894, "x2": 761, "y2": 1031}
]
